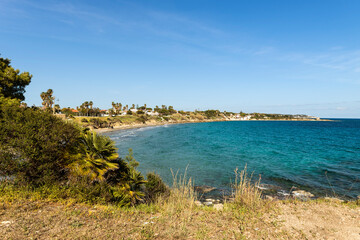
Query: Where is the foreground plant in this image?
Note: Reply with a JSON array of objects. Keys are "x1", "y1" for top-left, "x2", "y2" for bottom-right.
[
  {"x1": 69, "y1": 131, "x2": 119, "y2": 182},
  {"x1": 0, "y1": 101, "x2": 80, "y2": 185},
  {"x1": 232, "y1": 166, "x2": 263, "y2": 210}
]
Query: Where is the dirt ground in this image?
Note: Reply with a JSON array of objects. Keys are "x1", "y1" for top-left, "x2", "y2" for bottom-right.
[
  {"x1": 273, "y1": 200, "x2": 360, "y2": 240},
  {"x1": 0, "y1": 200, "x2": 359, "y2": 239}
]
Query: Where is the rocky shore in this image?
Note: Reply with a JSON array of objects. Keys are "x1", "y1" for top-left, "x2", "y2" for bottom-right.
[{"x1": 192, "y1": 184, "x2": 358, "y2": 210}]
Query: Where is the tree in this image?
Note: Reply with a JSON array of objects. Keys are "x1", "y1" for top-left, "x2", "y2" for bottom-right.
[
  {"x1": 112, "y1": 102, "x2": 116, "y2": 113},
  {"x1": 84, "y1": 101, "x2": 89, "y2": 116},
  {"x1": 61, "y1": 107, "x2": 73, "y2": 118},
  {"x1": 121, "y1": 149, "x2": 146, "y2": 204},
  {"x1": 112, "y1": 102, "x2": 122, "y2": 116},
  {"x1": 54, "y1": 104, "x2": 61, "y2": 113},
  {"x1": 77, "y1": 101, "x2": 93, "y2": 116},
  {"x1": 204, "y1": 110, "x2": 219, "y2": 119},
  {"x1": 0, "y1": 57, "x2": 32, "y2": 101},
  {"x1": 0, "y1": 103, "x2": 80, "y2": 185},
  {"x1": 168, "y1": 106, "x2": 177, "y2": 114},
  {"x1": 40, "y1": 89, "x2": 55, "y2": 112},
  {"x1": 124, "y1": 148, "x2": 139, "y2": 169}
]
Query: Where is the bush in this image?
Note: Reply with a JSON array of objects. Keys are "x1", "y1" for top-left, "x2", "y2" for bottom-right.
[
  {"x1": 89, "y1": 118, "x2": 111, "y2": 128},
  {"x1": 136, "y1": 110, "x2": 145, "y2": 114},
  {"x1": 0, "y1": 102, "x2": 80, "y2": 185},
  {"x1": 0, "y1": 101, "x2": 169, "y2": 207},
  {"x1": 137, "y1": 115, "x2": 148, "y2": 123},
  {"x1": 204, "y1": 110, "x2": 219, "y2": 119},
  {"x1": 145, "y1": 172, "x2": 170, "y2": 202}
]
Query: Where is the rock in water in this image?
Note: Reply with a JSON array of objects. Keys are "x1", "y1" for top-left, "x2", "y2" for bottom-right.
[
  {"x1": 194, "y1": 185, "x2": 216, "y2": 193},
  {"x1": 292, "y1": 190, "x2": 314, "y2": 200}
]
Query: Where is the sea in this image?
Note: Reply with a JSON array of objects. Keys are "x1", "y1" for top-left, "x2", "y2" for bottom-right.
[{"x1": 105, "y1": 119, "x2": 360, "y2": 199}]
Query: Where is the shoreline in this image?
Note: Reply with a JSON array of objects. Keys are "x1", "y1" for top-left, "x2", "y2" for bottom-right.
[
  {"x1": 94, "y1": 117, "x2": 354, "y2": 201},
  {"x1": 94, "y1": 118, "x2": 332, "y2": 133}
]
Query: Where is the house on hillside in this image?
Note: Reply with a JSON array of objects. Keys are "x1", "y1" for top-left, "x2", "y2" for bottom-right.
[
  {"x1": 240, "y1": 115, "x2": 251, "y2": 120},
  {"x1": 146, "y1": 111, "x2": 159, "y2": 116},
  {"x1": 100, "y1": 110, "x2": 108, "y2": 117}
]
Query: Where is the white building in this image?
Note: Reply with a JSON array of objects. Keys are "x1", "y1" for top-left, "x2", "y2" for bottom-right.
[
  {"x1": 146, "y1": 111, "x2": 159, "y2": 116},
  {"x1": 240, "y1": 115, "x2": 251, "y2": 120}
]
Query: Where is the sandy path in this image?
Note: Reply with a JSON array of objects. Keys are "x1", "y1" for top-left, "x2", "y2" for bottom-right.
[{"x1": 274, "y1": 201, "x2": 360, "y2": 239}]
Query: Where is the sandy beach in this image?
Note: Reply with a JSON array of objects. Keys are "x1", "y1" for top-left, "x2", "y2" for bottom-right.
[{"x1": 93, "y1": 118, "x2": 332, "y2": 133}]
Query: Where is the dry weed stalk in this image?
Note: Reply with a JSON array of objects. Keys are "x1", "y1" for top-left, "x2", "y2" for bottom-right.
[{"x1": 233, "y1": 166, "x2": 263, "y2": 210}]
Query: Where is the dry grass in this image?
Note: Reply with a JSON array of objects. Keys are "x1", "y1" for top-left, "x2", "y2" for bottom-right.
[
  {"x1": 1, "y1": 196, "x2": 357, "y2": 240},
  {"x1": 1, "y1": 168, "x2": 358, "y2": 239},
  {"x1": 166, "y1": 169, "x2": 196, "y2": 207},
  {"x1": 232, "y1": 166, "x2": 265, "y2": 210},
  {"x1": 0, "y1": 168, "x2": 282, "y2": 239}
]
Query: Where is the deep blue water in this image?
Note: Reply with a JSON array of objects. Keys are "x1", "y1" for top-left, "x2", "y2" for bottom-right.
[{"x1": 105, "y1": 119, "x2": 360, "y2": 198}]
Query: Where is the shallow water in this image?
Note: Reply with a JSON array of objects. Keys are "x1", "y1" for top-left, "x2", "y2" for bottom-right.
[{"x1": 105, "y1": 119, "x2": 360, "y2": 198}]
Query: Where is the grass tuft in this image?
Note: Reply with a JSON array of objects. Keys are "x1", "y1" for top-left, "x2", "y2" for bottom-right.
[{"x1": 232, "y1": 166, "x2": 263, "y2": 210}]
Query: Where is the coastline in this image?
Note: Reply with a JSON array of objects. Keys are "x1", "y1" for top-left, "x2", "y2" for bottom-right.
[
  {"x1": 95, "y1": 117, "x2": 357, "y2": 202},
  {"x1": 94, "y1": 118, "x2": 332, "y2": 133}
]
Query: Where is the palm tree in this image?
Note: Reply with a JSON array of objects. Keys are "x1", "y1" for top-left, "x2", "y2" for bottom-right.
[
  {"x1": 118, "y1": 103, "x2": 122, "y2": 114},
  {"x1": 40, "y1": 92, "x2": 47, "y2": 108},
  {"x1": 84, "y1": 101, "x2": 89, "y2": 116},
  {"x1": 69, "y1": 131, "x2": 119, "y2": 181},
  {"x1": 111, "y1": 102, "x2": 122, "y2": 115},
  {"x1": 112, "y1": 101, "x2": 116, "y2": 111},
  {"x1": 40, "y1": 89, "x2": 55, "y2": 110},
  {"x1": 154, "y1": 105, "x2": 160, "y2": 112}
]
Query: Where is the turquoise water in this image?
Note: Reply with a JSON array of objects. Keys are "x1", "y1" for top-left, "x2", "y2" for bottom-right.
[{"x1": 106, "y1": 120, "x2": 360, "y2": 198}]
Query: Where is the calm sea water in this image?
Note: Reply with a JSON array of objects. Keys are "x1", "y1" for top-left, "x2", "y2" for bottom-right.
[{"x1": 105, "y1": 119, "x2": 360, "y2": 198}]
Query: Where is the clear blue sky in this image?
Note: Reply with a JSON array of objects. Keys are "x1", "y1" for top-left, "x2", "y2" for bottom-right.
[{"x1": 1, "y1": 0, "x2": 360, "y2": 117}]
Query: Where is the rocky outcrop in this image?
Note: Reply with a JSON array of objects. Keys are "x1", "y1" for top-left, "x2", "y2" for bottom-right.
[
  {"x1": 194, "y1": 185, "x2": 216, "y2": 194},
  {"x1": 291, "y1": 190, "x2": 315, "y2": 200},
  {"x1": 194, "y1": 198, "x2": 224, "y2": 211}
]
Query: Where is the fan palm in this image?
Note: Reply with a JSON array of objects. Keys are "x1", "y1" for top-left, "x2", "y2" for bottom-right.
[{"x1": 70, "y1": 131, "x2": 119, "y2": 181}]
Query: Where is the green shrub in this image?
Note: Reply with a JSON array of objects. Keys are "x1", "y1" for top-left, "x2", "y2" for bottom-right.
[
  {"x1": 204, "y1": 110, "x2": 219, "y2": 119},
  {"x1": 0, "y1": 102, "x2": 168, "y2": 207},
  {"x1": 137, "y1": 115, "x2": 148, "y2": 123},
  {"x1": 0, "y1": 103, "x2": 80, "y2": 185},
  {"x1": 145, "y1": 172, "x2": 170, "y2": 202},
  {"x1": 104, "y1": 157, "x2": 131, "y2": 185}
]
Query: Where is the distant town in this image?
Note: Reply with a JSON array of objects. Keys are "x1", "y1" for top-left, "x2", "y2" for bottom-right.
[{"x1": 32, "y1": 88, "x2": 325, "y2": 130}]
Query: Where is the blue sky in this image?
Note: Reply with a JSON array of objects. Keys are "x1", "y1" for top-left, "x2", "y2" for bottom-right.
[{"x1": 1, "y1": 0, "x2": 360, "y2": 117}]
